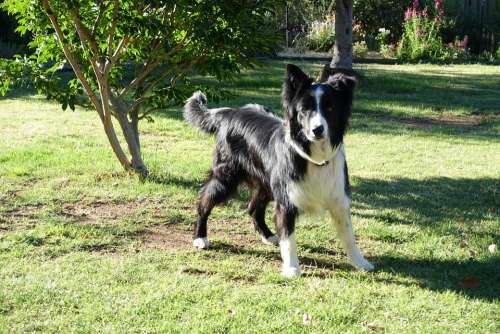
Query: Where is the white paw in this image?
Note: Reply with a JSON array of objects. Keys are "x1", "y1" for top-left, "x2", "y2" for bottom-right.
[
  {"x1": 352, "y1": 257, "x2": 375, "y2": 271},
  {"x1": 193, "y1": 237, "x2": 209, "y2": 249},
  {"x1": 261, "y1": 235, "x2": 279, "y2": 246},
  {"x1": 282, "y1": 266, "x2": 301, "y2": 278}
]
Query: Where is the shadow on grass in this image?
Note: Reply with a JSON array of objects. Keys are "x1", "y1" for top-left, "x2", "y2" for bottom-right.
[
  {"x1": 375, "y1": 255, "x2": 500, "y2": 302},
  {"x1": 351, "y1": 108, "x2": 500, "y2": 141},
  {"x1": 145, "y1": 173, "x2": 203, "y2": 189},
  {"x1": 352, "y1": 176, "x2": 499, "y2": 234},
  {"x1": 209, "y1": 240, "x2": 353, "y2": 276},
  {"x1": 154, "y1": 61, "x2": 500, "y2": 144},
  {"x1": 208, "y1": 242, "x2": 499, "y2": 301},
  {"x1": 356, "y1": 68, "x2": 500, "y2": 114}
]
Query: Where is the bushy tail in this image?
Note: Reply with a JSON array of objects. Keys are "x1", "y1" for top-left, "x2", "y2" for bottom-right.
[{"x1": 183, "y1": 91, "x2": 217, "y2": 134}]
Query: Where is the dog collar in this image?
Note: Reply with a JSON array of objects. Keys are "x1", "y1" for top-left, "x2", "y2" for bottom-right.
[{"x1": 289, "y1": 139, "x2": 340, "y2": 166}]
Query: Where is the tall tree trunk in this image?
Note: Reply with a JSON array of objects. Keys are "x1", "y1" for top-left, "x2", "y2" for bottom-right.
[{"x1": 331, "y1": 0, "x2": 353, "y2": 70}]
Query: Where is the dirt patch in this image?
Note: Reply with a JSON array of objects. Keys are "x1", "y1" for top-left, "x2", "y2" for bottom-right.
[
  {"x1": 60, "y1": 201, "x2": 140, "y2": 224},
  {"x1": 0, "y1": 204, "x2": 42, "y2": 232},
  {"x1": 0, "y1": 178, "x2": 39, "y2": 200},
  {"x1": 383, "y1": 114, "x2": 499, "y2": 128},
  {"x1": 141, "y1": 218, "x2": 266, "y2": 251},
  {"x1": 142, "y1": 224, "x2": 194, "y2": 250}
]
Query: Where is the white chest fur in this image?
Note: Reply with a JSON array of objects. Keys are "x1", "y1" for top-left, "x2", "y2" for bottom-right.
[{"x1": 288, "y1": 144, "x2": 347, "y2": 212}]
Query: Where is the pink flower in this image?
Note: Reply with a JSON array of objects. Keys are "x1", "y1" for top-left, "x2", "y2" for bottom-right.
[
  {"x1": 435, "y1": 0, "x2": 443, "y2": 11},
  {"x1": 421, "y1": 7, "x2": 428, "y2": 18},
  {"x1": 405, "y1": 7, "x2": 416, "y2": 20},
  {"x1": 434, "y1": 0, "x2": 445, "y2": 21}
]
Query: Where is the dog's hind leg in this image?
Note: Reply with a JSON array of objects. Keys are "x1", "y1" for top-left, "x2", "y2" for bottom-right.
[
  {"x1": 329, "y1": 198, "x2": 374, "y2": 271},
  {"x1": 275, "y1": 203, "x2": 300, "y2": 277},
  {"x1": 247, "y1": 188, "x2": 278, "y2": 246},
  {"x1": 193, "y1": 163, "x2": 240, "y2": 249}
]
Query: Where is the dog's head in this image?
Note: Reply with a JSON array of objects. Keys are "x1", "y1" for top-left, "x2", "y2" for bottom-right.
[{"x1": 282, "y1": 64, "x2": 356, "y2": 148}]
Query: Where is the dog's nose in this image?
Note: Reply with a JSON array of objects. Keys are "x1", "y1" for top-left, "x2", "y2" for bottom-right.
[{"x1": 312, "y1": 125, "x2": 324, "y2": 137}]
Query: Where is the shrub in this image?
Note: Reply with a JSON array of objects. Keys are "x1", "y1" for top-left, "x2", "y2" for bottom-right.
[
  {"x1": 442, "y1": 36, "x2": 469, "y2": 60},
  {"x1": 353, "y1": 0, "x2": 412, "y2": 44},
  {"x1": 381, "y1": 44, "x2": 397, "y2": 58},
  {"x1": 303, "y1": 17, "x2": 335, "y2": 52},
  {"x1": 396, "y1": 0, "x2": 447, "y2": 61},
  {"x1": 375, "y1": 27, "x2": 391, "y2": 53},
  {"x1": 353, "y1": 41, "x2": 368, "y2": 58}
]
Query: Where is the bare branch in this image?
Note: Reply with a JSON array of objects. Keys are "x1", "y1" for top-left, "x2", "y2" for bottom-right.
[
  {"x1": 40, "y1": 0, "x2": 102, "y2": 117},
  {"x1": 129, "y1": 96, "x2": 153, "y2": 114},
  {"x1": 139, "y1": 62, "x2": 184, "y2": 95},
  {"x1": 119, "y1": 35, "x2": 190, "y2": 98},
  {"x1": 138, "y1": 108, "x2": 163, "y2": 120},
  {"x1": 69, "y1": 9, "x2": 101, "y2": 60},
  {"x1": 111, "y1": 35, "x2": 129, "y2": 63},
  {"x1": 92, "y1": 2, "x2": 106, "y2": 36},
  {"x1": 133, "y1": 57, "x2": 204, "y2": 118},
  {"x1": 107, "y1": 0, "x2": 120, "y2": 57}
]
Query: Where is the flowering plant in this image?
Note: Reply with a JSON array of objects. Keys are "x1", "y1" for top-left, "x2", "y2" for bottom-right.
[{"x1": 397, "y1": 0, "x2": 446, "y2": 61}]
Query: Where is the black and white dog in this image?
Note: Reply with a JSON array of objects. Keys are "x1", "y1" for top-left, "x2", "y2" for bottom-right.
[{"x1": 184, "y1": 64, "x2": 374, "y2": 277}]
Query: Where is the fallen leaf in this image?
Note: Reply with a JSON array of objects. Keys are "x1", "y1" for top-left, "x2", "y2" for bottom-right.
[
  {"x1": 488, "y1": 244, "x2": 497, "y2": 254},
  {"x1": 303, "y1": 313, "x2": 312, "y2": 325},
  {"x1": 462, "y1": 276, "x2": 480, "y2": 289}
]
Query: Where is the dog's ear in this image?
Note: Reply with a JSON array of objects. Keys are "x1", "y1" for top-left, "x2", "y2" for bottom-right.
[
  {"x1": 328, "y1": 72, "x2": 357, "y2": 93},
  {"x1": 282, "y1": 64, "x2": 310, "y2": 112}
]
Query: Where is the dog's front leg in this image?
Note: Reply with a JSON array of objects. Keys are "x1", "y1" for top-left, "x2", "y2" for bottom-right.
[
  {"x1": 275, "y1": 203, "x2": 300, "y2": 277},
  {"x1": 330, "y1": 198, "x2": 374, "y2": 271}
]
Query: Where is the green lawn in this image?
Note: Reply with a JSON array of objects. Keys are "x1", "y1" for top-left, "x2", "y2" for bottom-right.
[{"x1": 0, "y1": 60, "x2": 499, "y2": 333}]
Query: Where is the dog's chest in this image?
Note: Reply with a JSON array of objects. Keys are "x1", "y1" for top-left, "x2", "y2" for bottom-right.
[{"x1": 288, "y1": 151, "x2": 346, "y2": 212}]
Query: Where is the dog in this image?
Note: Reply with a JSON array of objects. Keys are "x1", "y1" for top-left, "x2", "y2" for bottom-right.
[{"x1": 183, "y1": 64, "x2": 374, "y2": 277}]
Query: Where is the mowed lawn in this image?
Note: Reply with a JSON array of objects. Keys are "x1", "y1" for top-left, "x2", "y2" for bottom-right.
[{"x1": 0, "y1": 60, "x2": 499, "y2": 333}]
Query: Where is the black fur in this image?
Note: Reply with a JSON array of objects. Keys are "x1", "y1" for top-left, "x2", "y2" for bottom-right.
[{"x1": 184, "y1": 64, "x2": 356, "y2": 243}]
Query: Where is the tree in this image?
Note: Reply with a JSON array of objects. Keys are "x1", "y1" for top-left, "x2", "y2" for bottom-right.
[
  {"x1": 0, "y1": 0, "x2": 278, "y2": 177},
  {"x1": 316, "y1": 0, "x2": 354, "y2": 82},
  {"x1": 331, "y1": 0, "x2": 353, "y2": 70}
]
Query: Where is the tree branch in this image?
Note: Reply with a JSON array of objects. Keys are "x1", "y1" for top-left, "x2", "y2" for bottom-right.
[
  {"x1": 133, "y1": 58, "x2": 204, "y2": 117},
  {"x1": 111, "y1": 35, "x2": 129, "y2": 63},
  {"x1": 129, "y1": 96, "x2": 153, "y2": 114},
  {"x1": 107, "y1": 0, "x2": 120, "y2": 57},
  {"x1": 40, "y1": 0, "x2": 102, "y2": 117},
  {"x1": 92, "y1": 1, "x2": 106, "y2": 37},
  {"x1": 69, "y1": 9, "x2": 101, "y2": 61},
  {"x1": 140, "y1": 62, "x2": 187, "y2": 96},
  {"x1": 119, "y1": 34, "x2": 189, "y2": 98}
]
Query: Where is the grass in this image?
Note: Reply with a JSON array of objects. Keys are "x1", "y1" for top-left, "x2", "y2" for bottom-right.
[{"x1": 0, "y1": 60, "x2": 499, "y2": 333}]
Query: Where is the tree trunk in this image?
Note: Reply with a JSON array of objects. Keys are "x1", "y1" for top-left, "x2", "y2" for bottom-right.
[
  {"x1": 331, "y1": 0, "x2": 353, "y2": 70},
  {"x1": 110, "y1": 96, "x2": 149, "y2": 178},
  {"x1": 100, "y1": 113, "x2": 132, "y2": 171},
  {"x1": 41, "y1": 0, "x2": 148, "y2": 177}
]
